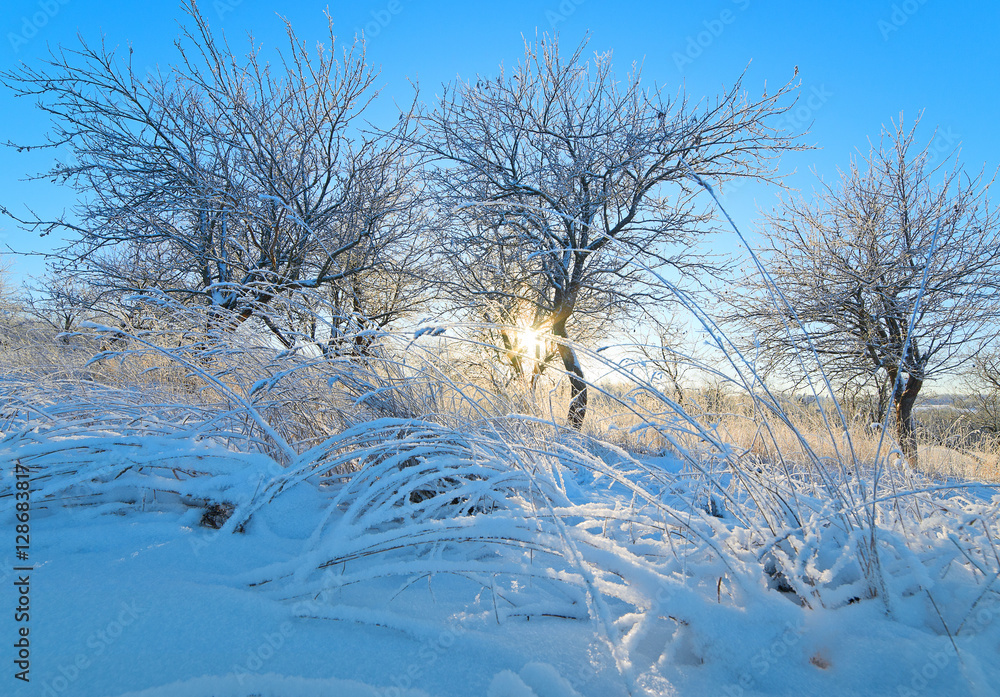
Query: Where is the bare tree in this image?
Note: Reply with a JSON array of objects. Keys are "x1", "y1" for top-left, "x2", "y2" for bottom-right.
[
  {"x1": 959, "y1": 350, "x2": 1000, "y2": 436},
  {"x1": 0, "y1": 257, "x2": 14, "y2": 349},
  {"x1": 435, "y1": 230, "x2": 601, "y2": 389},
  {"x1": 20, "y1": 275, "x2": 99, "y2": 338},
  {"x1": 0, "y1": 256, "x2": 11, "y2": 311},
  {"x1": 2, "y1": 2, "x2": 427, "y2": 346},
  {"x1": 419, "y1": 36, "x2": 800, "y2": 428},
  {"x1": 298, "y1": 234, "x2": 436, "y2": 357},
  {"x1": 733, "y1": 117, "x2": 1000, "y2": 465},
  {"x1": 635, "y1": 317, "x2": 706, "y2": 408}
]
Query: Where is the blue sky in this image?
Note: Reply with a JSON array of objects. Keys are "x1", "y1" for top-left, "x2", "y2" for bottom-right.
[{"x1": 2, "y1": 0, "x2": 998, "y2": 281}]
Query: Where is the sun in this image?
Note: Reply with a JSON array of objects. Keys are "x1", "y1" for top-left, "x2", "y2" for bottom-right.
[
  {"x1": 516, "y1": 319, "x2": 553, "y2": 364},
  {"x1": 520, "y1": 326, "x2": 544, "y2": 359}
]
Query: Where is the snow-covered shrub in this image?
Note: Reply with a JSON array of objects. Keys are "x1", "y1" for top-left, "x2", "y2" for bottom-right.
[{"x1": 0, "y1": 222, "x2": 997, "y2": 696}]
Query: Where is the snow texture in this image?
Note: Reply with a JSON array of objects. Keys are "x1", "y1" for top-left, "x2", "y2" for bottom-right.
[{"x1": 2, "y1": 418, "x2": 999, "y2": 696}]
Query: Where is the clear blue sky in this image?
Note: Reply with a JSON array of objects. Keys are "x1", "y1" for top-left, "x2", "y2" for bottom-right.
[{"x1": 2, "y1": 0, "x2": 998, "y2": 282}]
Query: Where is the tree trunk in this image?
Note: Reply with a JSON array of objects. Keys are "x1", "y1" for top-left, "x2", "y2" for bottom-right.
[
  {"x1": 552, "y1": 318, "x2": 587, "y2": 429},
  {"x1": 499, "y1": 328, "x2": 525, "y2": 380},
  {"x1": 893, "y1": 373, "x2": 922, "y2": 467}
]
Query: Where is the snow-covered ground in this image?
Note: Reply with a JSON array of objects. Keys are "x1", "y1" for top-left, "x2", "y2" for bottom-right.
[{"x1": 2, "y1": 421, "x2": 999, "y2": 697}]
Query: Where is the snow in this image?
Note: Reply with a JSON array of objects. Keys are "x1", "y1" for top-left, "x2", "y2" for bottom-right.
[
  {"x1": 2, "y1": 422, "x2": 999, "y2": 697},
  {"x1": 413, "y1": 327, "x2": 447, "y2": 339}
]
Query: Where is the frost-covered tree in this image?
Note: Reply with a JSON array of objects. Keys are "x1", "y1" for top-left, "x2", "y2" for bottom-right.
[
  {"x1": 1, "y1": 2, "x2": 426, "y2": 347},
  {"x1": 0, "y1": 256, "x2": 11, "y2": 309},
  {"x1": 733, "y1": 118, "x2": 1000, "y2": 465},
  {"x1": 21, "y1": 274, "x2": 99, "y2": 338},
  {"x1": 419, "y1": 36, "x2": 800, "y2": 427},
  {"x1": 957, "y1": 349, "x2": 1000, "y2": 437}
]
